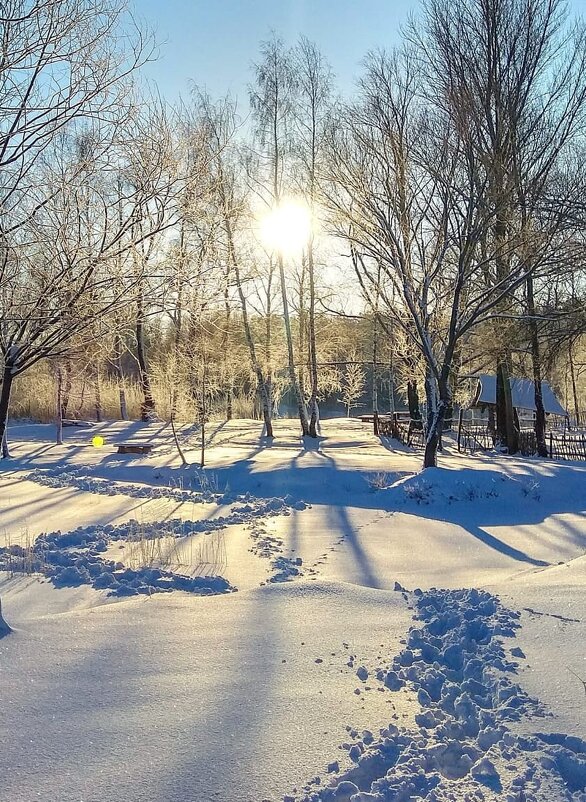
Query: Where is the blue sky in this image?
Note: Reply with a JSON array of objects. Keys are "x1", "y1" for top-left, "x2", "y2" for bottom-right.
[
  {"x1": 136, "y1": 0, "x2": 585, "y2": 103},
  {"x1": 135, "y1": 0, "x2": 413, "y2": 101}
]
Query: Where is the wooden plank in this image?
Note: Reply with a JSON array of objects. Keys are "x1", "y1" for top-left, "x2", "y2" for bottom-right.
[{"x1": 117, "y1": 443, "x2": 153, "y2": 454}]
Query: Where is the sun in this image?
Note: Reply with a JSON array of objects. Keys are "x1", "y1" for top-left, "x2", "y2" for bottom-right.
[{"x1": 259, "y1": 198, "x2": 313, "y2": 257}]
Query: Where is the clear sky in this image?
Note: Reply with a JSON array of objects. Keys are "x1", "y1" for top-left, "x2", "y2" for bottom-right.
[
  {"x1": 135, "y1": 0, "x2": 585, "y2": 102},
  {"x1": 135, "y1": 0, "x2": 415, "y2": 102}
]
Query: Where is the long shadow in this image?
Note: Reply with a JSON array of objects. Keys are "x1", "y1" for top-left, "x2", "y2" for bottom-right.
[
  {"x1": 204, "y1": 457, "x2": 586, "y2": 568},
  {"x1": 5, "y1": 422, "x2": 586, "y2": 571},
  {"x1": 2, "y1": 592, "x2": 283, "y2": 802},
  {"x1": 460, "y1": 522, "x2": 549, "y2": 567},
  {"x1": 327, "y1": 503, "x2": 384, "y2": 588},
  {"x1": 311, "y1": 445, "x2": 384, "y2": 588}
]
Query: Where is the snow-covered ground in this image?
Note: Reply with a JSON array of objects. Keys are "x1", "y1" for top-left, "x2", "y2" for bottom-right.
[{"x1": 0, "y1": 418, "x2": 584, "y2": 801}]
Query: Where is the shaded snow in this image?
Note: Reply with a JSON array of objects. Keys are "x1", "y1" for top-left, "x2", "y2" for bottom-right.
[{"x1": 0, "y1": 417, "x2": 584, "y2": 801}]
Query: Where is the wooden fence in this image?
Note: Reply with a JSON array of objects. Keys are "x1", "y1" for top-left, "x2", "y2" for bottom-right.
[
  {"x1": 367, "y1": 411, "x2": 586, "y2": 462},
  {"x1": 457, "y1": 417, "x2": 586, "y2": 462},
  {"x1": 549, "y1": 432, "x2": 586, "y2": 461},
  {"x1": 457, "y1": 425, "x2": 492, "y2": 454},
  {"x1": 373, "y1": 413, "x2": 425, "y2": 447}
]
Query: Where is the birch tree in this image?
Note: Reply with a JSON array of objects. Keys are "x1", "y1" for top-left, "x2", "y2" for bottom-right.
[
  {"x1": 292, "y1": 37, "x2": 333, "y2": 436},
  {"x1": 250, "y1": 36, "x2": 310, "y2": 435},
  {"x1": 195, "y1": 95, "x2": 276, "y2": 437}
]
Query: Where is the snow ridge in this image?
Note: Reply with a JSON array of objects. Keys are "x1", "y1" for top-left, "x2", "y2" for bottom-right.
[
  {"x1": 0, "y1": 490, "x2": 309, "y2": 593},
  {"x1": 0, "y1": 526, "x2": 236, "y2": 597},
  {"x1": 296, "y1": 587, "x2": 586, "y2": 802},
  {"x1": 25, "y1": 466, "x2": 223, "y2": 504}
]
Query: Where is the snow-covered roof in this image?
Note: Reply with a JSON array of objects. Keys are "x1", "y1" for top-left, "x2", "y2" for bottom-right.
[{"x1": 472, "y1": 374, "x2": 567, "y2": 416}]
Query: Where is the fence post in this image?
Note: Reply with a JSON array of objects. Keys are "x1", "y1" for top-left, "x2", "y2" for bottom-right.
[
  {"x1": 549, "y1": 432, "x2": 553, "y2": 459},
  {"x1": 457, "y1": 409, "x2": 463, "y2": 453}
]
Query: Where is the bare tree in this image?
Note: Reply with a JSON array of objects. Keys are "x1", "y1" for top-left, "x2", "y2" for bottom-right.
[
  {"x1": 324, "y1": 50, "x2": 541, "y2": 467},
  {"x1": 0, "y1": 105, "x2": 183, "y2": 455},
  {"x1": 193, "y1": 94, "x2": 276, "y2": 437},
  {"x1": 250, "y1": 35, "x2": 310, "y2": 436},
  {"x1": 0, "y1": 0, "x2": 158, "y2": 454},
  {"x1": 417, "y1": 0, "x2": 586, "y2": 454},
  {"x1": 293, "y1": 37, "x2": 333, "y2": 436}
]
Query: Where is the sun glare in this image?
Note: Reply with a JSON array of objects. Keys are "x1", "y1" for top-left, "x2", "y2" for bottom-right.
[{"x1": 259, "y1": 199, "x2": 313, "y2": 257}]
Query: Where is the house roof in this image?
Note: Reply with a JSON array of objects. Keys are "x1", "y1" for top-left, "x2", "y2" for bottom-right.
[{"x1": 472, "y1": 374, "x2": 567, "y2": 416}]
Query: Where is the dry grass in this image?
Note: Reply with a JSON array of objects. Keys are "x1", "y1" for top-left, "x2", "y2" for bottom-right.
[
  {"x1": 11, "y1": 370, "x2": 257, "y2": 424},
  {"x1": 124, "y1": 524, "x2": 228, "y2": 577}
]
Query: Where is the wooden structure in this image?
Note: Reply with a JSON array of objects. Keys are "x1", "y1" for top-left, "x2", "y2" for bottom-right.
[
  {"x1": 116, "y1": 442, "x2": 153, "y2": 455},
  {"x1": 457, "y1": 375, "x2": 569, "y2": 456},
  {"x1": 549, "y1": 432, "x2": 586, "y2": 461},
  {"x1": 469, "y1": 374, "x2": 567, "y2": 420},
  {"x1": 361, "y1": 412, "x2": 425, "y2": 447}
]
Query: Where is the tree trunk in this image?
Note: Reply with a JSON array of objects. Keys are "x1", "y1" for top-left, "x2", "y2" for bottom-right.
[
  {"x1": 214, "y1": 142, "x2": 273, "y2": 436},
  {"x1": 227, "y1": 226, "x2": 273, "y2": 437},
  {"x1": 222, "y1": 268, "x2": 233, "y2": 422},
  {"x1": 171, "y1": 285, "x2": 182, "y2": 420},
  {"x1": 496, "y1": 358, "x2": 518, "y2": 453},
  {"x1": 0, "y1": 366, "x2": 14, "y2": 459},
  {"x1": 199, "y1": 359, "x2": 207, "y2": 468},
  {"x1": 136, "y1": 303, "x2": 156, "y2": 422},
  {"x1": 170, "y1": 416, "x2": 188, "y2": 467},
  {"x1": 526, "y1": 273, "x2": 547, "y2": 456},
  {"x1": 56, "y1": 366, "x2": 63, "y2": 445},
  {"x1": 61, "y1": 357, "x2": 72, "y2": 420},
  {"x1": 278, "y1": 254, "x2": 309, "y2": 436},
  {"x1": 225, "y1": 388, "x2": 233, "y2": 422},
  {"x1": 568, "y1": 339, "x2": 580, "y2": 427},
  {"x1": 423, "y1": 377, "x2": 448, "y2": 468},
  {"x1": 265, "y1": 263, "x2": 275, "y2": 420},
  {"x1": 298, "y1": 254, "x2": 307, "y2": 413},
  {"x1": 94, "y1": 367, "x2": 103, "y2": 423},
  {"x1": 407, "y1": 380, "x2": 422, "y2": 428},
  {"x1": 372, "y1": 264, "x2": 381, "y2": 436},
  {"x1": 372, "y1": 315, "x2": 379, "y2": 436},
  {"x1": 307, "y1": 239, "x2": 319, "y2": 437},
  {"x1": 444, "y1": 351, "x2": 460, "y2": 431},
  {"x1": 113, "y1": 334, "x2": 128, "y2": 421}
]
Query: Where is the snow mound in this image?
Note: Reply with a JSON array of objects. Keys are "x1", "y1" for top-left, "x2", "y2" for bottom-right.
[
  {"x1": 26, "y1": 466, "x2": 221, "y2": 504},
  {"x1": 385, "y1": 467, "x2": 542, "y2": 507},
  {"x1": 0, "y1": 517, "x2": 238, "y2": 597},
  {"x1": 297, "y1": 587, "x2": 585, "y2": 801},
  {"x1": 0, "y1": 598, "x2": 12, "y2": 638}
]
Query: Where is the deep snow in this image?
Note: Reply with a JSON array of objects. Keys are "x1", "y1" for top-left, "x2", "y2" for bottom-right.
[{"x1": 0, "y1": 417, "x2": 584, "y2": 801}]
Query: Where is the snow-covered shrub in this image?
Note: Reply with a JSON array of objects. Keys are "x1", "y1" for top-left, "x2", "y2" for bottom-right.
[
  {"x1": 403, "y1": 479, "x2": 433, "y2": 504},
  {"x1": 520, "y1": 480, "x2": 541, "y2": 501},
  {"x1": 366, "y1": 472, "x2": 392, "y2": 491},
  {"x1": 461, "y1": 482, "x2": 499, "y2": 501}
]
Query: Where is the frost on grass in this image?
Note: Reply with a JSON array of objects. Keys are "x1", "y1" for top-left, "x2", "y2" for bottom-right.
[
  {"x1": 296, "y1": 588, "x2": 586, "y2": 802},
  {"x1": 0, "y1": 521, "x2": 236, "y2": 596},
  {"x1": 0, "y1": 487, "x2": 307, "y2": 594},
  {"x1": 0, "y1": 518, "x2": 238, "y2": 597}
]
